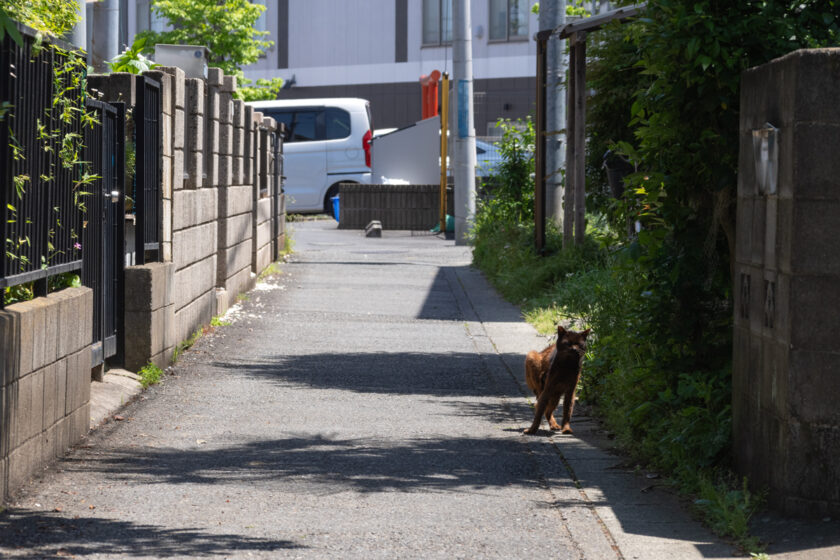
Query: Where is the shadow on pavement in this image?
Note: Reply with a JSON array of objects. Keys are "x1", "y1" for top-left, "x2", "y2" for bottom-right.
[
  {"x1": 0, "y1": 511, "x2": 302, "y2": 558},
  {"x1": 213, "y1": 352, "x2": 526, "y2": 398},
  {"x1": 58, "y1": 434, "x2": 543, "y2": 493}
]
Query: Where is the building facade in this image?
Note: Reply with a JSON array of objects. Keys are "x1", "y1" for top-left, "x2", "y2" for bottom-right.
[{"x1": 243, "y1": 0, "x2": 538, "y2": 133}]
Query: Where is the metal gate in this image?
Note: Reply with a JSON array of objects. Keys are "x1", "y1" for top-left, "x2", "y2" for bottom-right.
[
  {"x1": 83, "y1": 99, "x2": 125, "y2": 366},
  {"x1": 134, "y1": 76, "x2": 161, "y2": 264}
]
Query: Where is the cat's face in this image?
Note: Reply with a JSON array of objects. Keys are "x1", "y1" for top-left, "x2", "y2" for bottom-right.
[{"x1": 557, "y1": 326, "x2": 590, "y2": 357}]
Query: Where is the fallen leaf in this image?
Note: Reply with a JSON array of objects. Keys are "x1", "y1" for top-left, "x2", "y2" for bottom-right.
[
  {"x1": 113, "y1": 415, "x2": 125, "y2": 421},
  {"x1": 54, "y1": 506, "x2": 63, "y2": 512},
  {"x1": 88, "y1": 505, "x2": 95, "y2": 510},
  {"x1": 196, "y1": 439, "x2": 207, "y2": 445}
]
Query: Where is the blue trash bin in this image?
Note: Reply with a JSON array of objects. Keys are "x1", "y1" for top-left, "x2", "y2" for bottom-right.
[{"x1": 331, "y1": 195, "x2": 340, "y2": 222}]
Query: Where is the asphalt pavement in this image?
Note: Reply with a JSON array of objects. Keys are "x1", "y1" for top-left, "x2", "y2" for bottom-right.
[{"x1": 1, "y1": 219, "x2": 831, "y2": 559}]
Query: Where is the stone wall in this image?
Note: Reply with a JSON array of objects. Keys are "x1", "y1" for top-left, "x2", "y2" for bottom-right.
[
  {"x1": 734, "y1": 48, "x2": 840, "y2": 516},
  {"x1": 1, "y1": 287, "x2": 93, "y2": 501}
]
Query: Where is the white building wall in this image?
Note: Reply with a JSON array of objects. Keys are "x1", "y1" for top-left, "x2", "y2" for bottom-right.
[{"x1": 244, "y1": 0, "x2": 538, "y2": 86}]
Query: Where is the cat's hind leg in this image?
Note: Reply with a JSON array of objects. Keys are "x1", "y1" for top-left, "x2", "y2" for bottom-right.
[
  {"x1": 524, "y1": 390, "x2": 551, "y2": 435},
  {"x1": 546, "y1": 393, "x2": 562, "y2": 430}
]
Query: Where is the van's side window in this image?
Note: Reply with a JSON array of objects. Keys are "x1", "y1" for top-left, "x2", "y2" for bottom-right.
[
  {"x1": 325, "y1": 108, "x2": 351, "y2": 140},
  {"x1": 292, "y1": 110, "x2": 319, "y2": 142}
]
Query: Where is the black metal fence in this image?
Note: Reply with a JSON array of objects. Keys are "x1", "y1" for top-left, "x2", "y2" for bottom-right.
[
  {"x1": 0, "y1": 25, "x2": 85, "y2": 299},
  {"x1": 134, "y1": 76, "x2": 161, "y2": 264},
  {"x1": 82, "y1": 99, "x2": 125, "y2": 365}
]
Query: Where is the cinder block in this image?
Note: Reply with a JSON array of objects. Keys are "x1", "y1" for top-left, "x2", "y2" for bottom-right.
[
  {"x1": 173, "y1": 188, "x2": 219, "y2": 231},
  {"x1": 792, "y1": 123, "x2": 840, "y2": 200},
  {"x1": 159, "y1": 66, "x2": 186, "y2": 111},
  {"x1": 790, "y1": 200, "x2": 840, "y2": 275},
  {"x1": 219, "y1": 155, "x2": 233, "y2": 187},
  {"x1": 207, "y1": 153, "x2": 219, "y2": 187},
  {"x1": 173, "y1": 108, "x2": 185, "y2": 150},
  {"x1": 220, "y1": 122, "x2": 233, "y2": 156},
  {"x1": 221, "y1": 75, "x2": 237, "y2": 93},
  {"x1": 54, "y1": 358, "x2": 67, "y2": 423},
  {"x1": 161, "y1": 154, "x2": 173, "y2": 200},
  {"x1": 69, "y1": 403, "x2": 89, "y2": 442},
  {"x1": 233, "y1": 157, "x2": 244, "y2": 185},
  {"x1": 232, "y1": 99, "x2": 245, "y2": 129},
  {"x1": 124, "y1": 307, "x2": 166, "y2": 371},
  {"x1": 41, "y1": 362, "x2": 57, "y2": 430},
  {"x1": 220, "y1": 213, "x2": 253, "y2": 248},
  {"x1": 790, "y1": 275, "x2": 840, "y2": 352},
  {"x1": 792, "y1": 49, "x2": 840, "y2": 125},
  {"x1": 124, "y1": 262, "x2": 171, "y2": 312},
  {"x1": 220, "y1": 96, "x2": 233, "y2": 126},
  {"x1": 174, "y1": 289, "x2": 215, "y2": 343},
  {"x1": 0, "y1": 456, "x2": 7, "y2": 501},
  {"x1": 186, "y1": 78, "x2": 205, "y2": 115},
  {"x1": 0, "y1": 308, "x2": 20, "y2": 387},
  {"x1": 789, "y1": 350, "x2": 840, "y2": 425},
  {"x1": 87, "y1": 73, "x2": 137, "y2": 105},
  {"x1": 8, "y1": 435, "x2": 43, "y2": 495},
  {"x1": 172, "y1": 148, "x2": 185, "y2": 190},
  {"x1": 219, "y1": 239, "x2": 253, "y2": 280},
  {"x1": 185, "y1": 150, "x2": 203, "y2": 189},
  {"x1": 207, "y1": 67, "x2": 224, "y2": 88},
  {"x1": 161, "y1": 112, "x2": 172, "y2": 158},
  {"x1": 162, "y1": 198, "x2": 172, "y2": 244},
  {"x1": 219, "y1": 185, "x2": 253, "y2": 217},
  {"x1": 172, "y1": 222, "x2": 218, "y2": 271},
  {"x1": 162, "y1": 241, "x2": 172, "y2": 263},
  {"x1": 208, "y1": 119, "x2": 220, "y2": 154},
  {"x1": 233, "y1": 124, "x2": 244, "y2": 159},
  {"x1": 174, "y1": 257, "x2": 218, "y2": 312},
  {"x1": 187, "y1": 111, "x2": 205, "y2": 153},
  {"x1": 256, "y1": 197, "x2": 272, "y2": 224},
  {"x1": 262, "y1": 117, "x2": 277, "y2": 132},
  {"x1": 205, "y1": 90, "x2": 220, "y2": 121}
]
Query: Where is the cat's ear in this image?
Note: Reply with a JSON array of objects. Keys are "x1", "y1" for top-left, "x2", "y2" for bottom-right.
[
  {"x1": 581, "y1": 328, "x2": 591, "y2": 339},
  {"x1": 556, "y1": 325, "x2": 566, "y2": 336}
]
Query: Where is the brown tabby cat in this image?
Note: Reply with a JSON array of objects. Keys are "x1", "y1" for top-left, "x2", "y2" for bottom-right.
[{"x1": 523, "y1": 325, "x2": 591, "y2": 435}]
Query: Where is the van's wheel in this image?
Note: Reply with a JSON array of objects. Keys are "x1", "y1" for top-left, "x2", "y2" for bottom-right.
[{"x1": 323, "y1": 185, "x2": 340, "y2": 216}]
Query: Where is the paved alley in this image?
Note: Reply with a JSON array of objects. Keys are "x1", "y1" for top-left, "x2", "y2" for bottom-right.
[{"x1": 0, "y1": 221, "x2": 742, "y2": 559}]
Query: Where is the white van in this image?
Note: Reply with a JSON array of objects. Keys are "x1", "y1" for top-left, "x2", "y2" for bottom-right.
[{"x1": 248, "y1": 98, "x2": 373, "y2": 213}]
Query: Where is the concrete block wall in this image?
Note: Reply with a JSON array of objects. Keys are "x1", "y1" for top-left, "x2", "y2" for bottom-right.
[
  {"x1": 124, "y1": 262, "x2": 175, "y2": 371},
  {"x1": 734, "y1": 48, "x2": 840, "y2": 516},
  {"x1": 252, "y1": 117, "x2": 275, "y2": 275},
  {"x1": 0, "y1": 287, "x2": 93, "y2": 501}
]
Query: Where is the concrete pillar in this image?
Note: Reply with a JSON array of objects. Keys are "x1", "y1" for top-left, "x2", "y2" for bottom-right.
[{"x1": 91, "y1": 0, "x2": 119, "y2": 72}]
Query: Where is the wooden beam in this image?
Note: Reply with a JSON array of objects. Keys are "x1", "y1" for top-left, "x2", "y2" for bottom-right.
[{"x1": 573, "y1": 34, "x2": 587, "y2": 246}]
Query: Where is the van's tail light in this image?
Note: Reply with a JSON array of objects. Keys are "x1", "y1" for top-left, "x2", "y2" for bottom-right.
[{"x1": 363, "y1": 130, "x2": 372, "y2": 168}]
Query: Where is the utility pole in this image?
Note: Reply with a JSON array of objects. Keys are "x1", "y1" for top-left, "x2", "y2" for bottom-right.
[
  {"x1": 539, "y1": 0, "x2": 567, "y2": 227},
  {"x1": 66, "y1": 0, "x2": 86, "y2": 51},
  {"x1": 91, "y1": 0, "x2": 120, "y2": 72},
  {"x1": 451, "y1": 0, "x2": 476, "y2": 246}
]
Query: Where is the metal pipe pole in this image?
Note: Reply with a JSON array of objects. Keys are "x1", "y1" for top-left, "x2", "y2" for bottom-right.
[
  {"x1": 539, "y1": 0, "x2": 567, "y2": 227},
  {"x1": 534, "y1": 38, "x2": 547, "y2": 253},
  {"x1": 92, "y1": 0, "x2": 120, "y2": 72},
  {"x1": 563, "y1": 33, "x2": 577, "y2": 248},
  {"x1": 439, "y1": 72, "x2": 450, "y2": 233},
  {"x1": 452, "y1": 0, "x2": 476, "y2": 246},
  {"x1": 66, "y1": 0, "x2": 87, "y2": 51}
]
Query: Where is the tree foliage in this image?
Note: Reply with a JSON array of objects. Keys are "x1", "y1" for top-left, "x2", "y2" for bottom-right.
[
  {"x1": 140, "y1": 0, "x2": 272, "y2": 76},
  {"x1": 0, "y1": 0, "x2": 79, "y2": 38}
]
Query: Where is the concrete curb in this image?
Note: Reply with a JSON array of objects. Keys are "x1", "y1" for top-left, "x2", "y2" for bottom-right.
[{"x1": 89, "y1": 368, "x2": 144, "y2": 429}]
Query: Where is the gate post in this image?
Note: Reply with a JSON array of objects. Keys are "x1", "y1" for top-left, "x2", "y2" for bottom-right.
[{"x1": 734, "y1": 49, "x2": 840, "y2": 516}]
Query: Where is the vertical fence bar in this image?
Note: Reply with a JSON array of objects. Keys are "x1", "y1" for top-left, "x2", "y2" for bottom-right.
[
  {"x1": 534, "y1": 35, "x2": 548, "y2": 253},
  {"x1": 134, "y1": 76, "x2": 147, "y2": 265}
]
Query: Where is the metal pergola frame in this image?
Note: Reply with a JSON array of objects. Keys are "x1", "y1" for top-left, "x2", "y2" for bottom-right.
[{"x1": 534, "y1": 3, "x2": 646, "y2": 252}]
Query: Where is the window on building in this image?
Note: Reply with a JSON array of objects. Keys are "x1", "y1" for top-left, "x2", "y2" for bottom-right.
[
  {"x1": 489, "y1": 0, "x2": 529, "y2": 41},
  {"x1": 423, "y1": 0, "x2": 453, "y2": 46}
]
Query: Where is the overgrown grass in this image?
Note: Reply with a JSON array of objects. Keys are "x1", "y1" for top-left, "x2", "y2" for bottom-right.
[
  {"x1": 138, "y1": 362, "x2": 163, "y2": 389},
  {"x1": 472, "y1": 217, "x2": 764, "y2": 553},
  {"x1": 210, "y1": 315, "x2": 230, "y2": 327}
]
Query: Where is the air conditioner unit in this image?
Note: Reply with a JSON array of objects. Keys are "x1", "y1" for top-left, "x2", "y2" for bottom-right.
[{"x1": 154, "y1": 44, "x2": 210, "y2": 79}]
